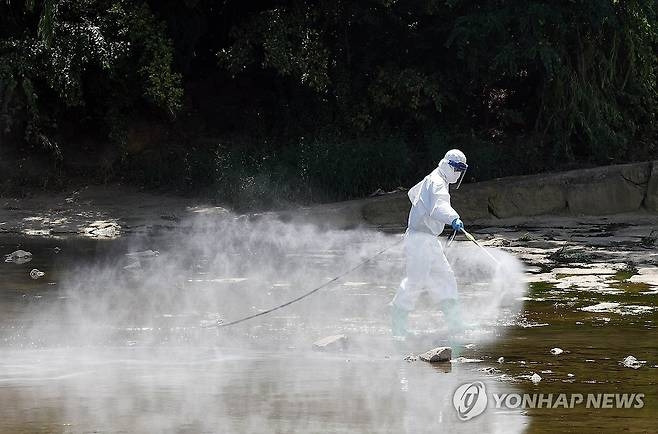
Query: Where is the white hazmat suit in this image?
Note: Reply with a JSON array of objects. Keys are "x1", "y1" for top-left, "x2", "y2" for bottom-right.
[{"x1": 391, "y1": 149, "x2": 467, "y2": 337}]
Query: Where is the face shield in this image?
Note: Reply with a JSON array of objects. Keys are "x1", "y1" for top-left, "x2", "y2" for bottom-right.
[{"x1": 447, "y1": 160, "x2": 468, "y2": 189}]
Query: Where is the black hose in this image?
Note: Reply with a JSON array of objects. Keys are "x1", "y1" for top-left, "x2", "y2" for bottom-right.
[{"x1": 204, "y1": 236, "x2": 404, "y2": 328}]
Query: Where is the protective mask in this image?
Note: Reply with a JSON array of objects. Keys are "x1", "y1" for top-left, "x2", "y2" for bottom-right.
[{"x1": 438, "y1": 157, "x2": 468, "y2": 188}]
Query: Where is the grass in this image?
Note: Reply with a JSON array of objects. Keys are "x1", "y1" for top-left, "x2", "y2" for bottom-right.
[
  {"x1": 639, "y1": 231, "x2": 656, "y2": 249},
  {"x1": 609, "y1": 281, "x2": 651, "y2": 292},
  {"x1": 607, "y1": 263, "x2": 649, "y2": 292},
  {"x1": 612, "y1": 264, "x2": 638, "y2": 282},
  {"x1": 517, "y1": 232, "x2": 533, "y2": 242},
  {"x1": 548, "y1": 246, "x2": 592, "y2": 264},
  {"x1": 529, "y1": 281, "x2": 557, "y2": 292}
]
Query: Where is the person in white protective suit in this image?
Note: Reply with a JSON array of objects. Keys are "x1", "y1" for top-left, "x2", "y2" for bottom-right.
[{"x1": 390, "y1": 149, "x2": 468, "y2": 339}]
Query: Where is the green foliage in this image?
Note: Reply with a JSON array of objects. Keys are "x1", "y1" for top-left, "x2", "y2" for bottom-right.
[
  {"x1": 1, "y1": 0, "x2": 656, "y2": 205},
  {"x1": 444, "y1": 0, "x2": 657, "y2": 164},
  {"x1": 120, "y1": 2, "x2": 182, "y2": 115},
  {"x1": 300, "y1": 134, "x2": 409, "y2": 200},
  {"x1": 0, "y1": 0, "x2": 182, "y2": 151},
  {"x1": 613, "y1": 264, "x2": 638, "y2": 281},
  {"x1": 219, "y1": 5, "x2": 332, "y2": 93},
  {"x1": 201, "y1": 134, "x2": 409, "y2": 210},
  {"x1": 218, "y1": 0, "x2": 656, "y2": 171}
]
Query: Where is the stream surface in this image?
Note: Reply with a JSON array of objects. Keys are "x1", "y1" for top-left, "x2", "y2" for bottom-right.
[{"x1": 0, "y1": 229, "x2": 656, "y2": 433}]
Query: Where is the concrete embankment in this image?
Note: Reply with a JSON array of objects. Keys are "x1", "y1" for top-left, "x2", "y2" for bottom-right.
[{"x1": 281, "y1": 161, "x2": 658, "y2": 230}]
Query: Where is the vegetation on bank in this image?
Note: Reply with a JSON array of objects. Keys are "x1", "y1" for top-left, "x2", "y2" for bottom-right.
[{"x1": 1, "y1": 0, "x2": 656, "y2": 209}]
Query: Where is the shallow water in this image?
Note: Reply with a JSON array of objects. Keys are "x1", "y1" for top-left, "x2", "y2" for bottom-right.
[{"x1": 0, "y1": 229, "x2": 656, "y2": 433}]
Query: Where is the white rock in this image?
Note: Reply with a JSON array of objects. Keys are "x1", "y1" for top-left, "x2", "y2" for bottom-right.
[
  {"x1": 419, "y1": 347, "x2": 452, "y2": 363},
  {"x1": 629, "y1": 268, "x2": 658, "y2": 286},
  {"x1": 567, "y1": 373, "x2": 575, "y2": 377},
  {"x1": 550, "y1": 347, "x2": 564, "y2": 355},
  {"x1": 189, "y1": 206, "x2": 230, "y2": 216},
  {"x1": 5, "y1": 250, "x2": 33, "y2": 264},
  {"x1": 29, "y1": 269, "x2": 45, "y2": 279},
  {"x1": 313, "y1": 334, "x2": 348, "y2": 351},
  {"x1": 403, "y1": 354, "x2": 418, "y2": 362},
  {"x1": 451, "y1": 356, "x2": 483, "y2": 363},
  {"x1": 83, "y1": 221, "x2": 121, "y2": 239},
  {"x1": 497, "y1": 357, "x2": 504, "y2": 364},
  {"x1": 584, "y1": 303, "x2": 654, "y2": 316},
  {"x1": 530, "y1": 373, "x2": 542, "y2": 384},
  {"x1": 620, "y1": 355, "x2": 645, "y2": 369},
  {"x1": 581, "y1": 302, "x2": 620, "y2": 313},
  {"x1": 554, "y1": 274, "x2": 609, "y2": 290}
]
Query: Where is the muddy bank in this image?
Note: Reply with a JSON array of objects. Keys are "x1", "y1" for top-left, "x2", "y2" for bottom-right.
[
  {"x1": 1, "y1": 161, "x2": 657, "y2": 239},
  {"x1": 0, "y1": 185, "x2": 226, "y2": 239},
  {"x1": 2, "y1": 173, "x2": 656, "y2": 291}
]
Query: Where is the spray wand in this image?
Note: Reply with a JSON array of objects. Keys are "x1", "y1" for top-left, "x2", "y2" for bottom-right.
[{"x1": 459, "y1": 228, "x2": 500, "y2": 266}]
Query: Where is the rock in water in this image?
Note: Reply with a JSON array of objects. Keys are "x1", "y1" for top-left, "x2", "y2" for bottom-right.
[
  {"x1": 620, "y1": 355, "x2": 644, "y2": 369},
  {"x1": 419, "y1": 347, "x2": 452, "y2": 363},
  {"x1": 497, "y1": 357, "x2": 504, "y2": 364},
  {"x1": 29, "y1": 269, "x2": 45, "y2": 279},
  {"x1": 403, "y1": 354, "x2": 418, "y2": 362},
  {"x1": 312, "y1": 334, "x2": 348, "y2": 351},
  {"x1": 452, "y1": 357, "x2": 484, "y2": 363},
  {"x1": 404, "y1": 354, "x2": 418, "y2": 362},
  {"x1": 479, "y1": 366, "x2": 498, "y2": 375},
  {"x1": 5, "y1": 250, "x2": 33, "y2": 264},
  {"x1": 530, "y1": 373, "x2": 542, "y2": 384},
  {"x1": 550, "y1": 347, "x2": 564, "y2": 355}
]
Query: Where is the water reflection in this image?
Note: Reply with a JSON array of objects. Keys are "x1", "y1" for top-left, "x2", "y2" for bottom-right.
[{"x1": 0, "y1": 348, "x2": 527, "y2": 433}]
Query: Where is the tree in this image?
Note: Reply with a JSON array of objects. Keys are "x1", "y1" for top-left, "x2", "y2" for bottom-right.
[{"x1": 0, "y1": 0, "x2": 182, "y2": 156}]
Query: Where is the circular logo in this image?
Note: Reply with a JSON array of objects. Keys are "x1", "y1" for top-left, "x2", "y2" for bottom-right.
[{"x1": 453, "y1": 382, "x2": 488, "y2": 421}]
